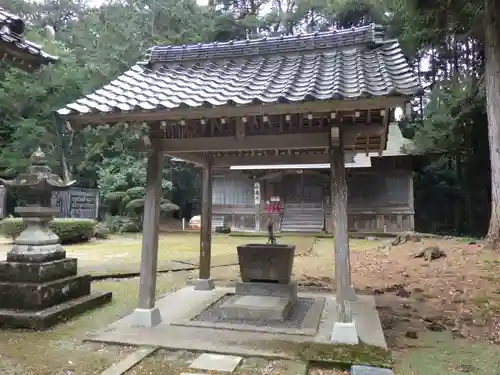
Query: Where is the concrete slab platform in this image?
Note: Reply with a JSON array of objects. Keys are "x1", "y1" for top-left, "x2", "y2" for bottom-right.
[
  {"x1": 189, "y1": 353, "x2": 242, "y2": 372},
  {"x1": 194, "y1": 278, "x2": 215, "y2": 291},
  {"x1": 173, "y1": 293, "x2": 324, "y2": 336},
  {"x1": 100, "y1": 346, "x2": 157, "y2": 375},
  {"x1": 130, "y1": 307, "x2": 162, "y2": 327},
  {"x1": 84, "y1": 286, "x2": 387, "y2": 361},
  {"x1": 331, "y1": 321, "x2": 359, "y2": 345}
]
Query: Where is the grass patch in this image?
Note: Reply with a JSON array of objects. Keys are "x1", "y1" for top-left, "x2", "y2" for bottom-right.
[
  {"x1": 0, "y1": 233, "x2": 318, "y2": 277},
  {"x1": 64, "y1": 234, "x2": 249, "y2": 275},
  {"x1": 0, "y1": 272, "x2": 192, "y2": 375},
  {"x1": 394, "y1": 332, "x2": 500, "y2": 375},
  {"x1": 299, "y1": 342, "x2": 392, "y2": 368}
]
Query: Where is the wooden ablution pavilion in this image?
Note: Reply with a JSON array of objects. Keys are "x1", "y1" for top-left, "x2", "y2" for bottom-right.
[{"x1": 57, "y1": 24, "x2": 421, "y2": 345}]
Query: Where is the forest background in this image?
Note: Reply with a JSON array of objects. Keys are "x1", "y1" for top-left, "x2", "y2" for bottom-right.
[{"x1": 1, "y1": 0, "x2": 498, "y2": 239}]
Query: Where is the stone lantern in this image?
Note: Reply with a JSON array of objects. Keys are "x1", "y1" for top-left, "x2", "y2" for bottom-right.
[
  {"x1": 1, "y1": 147, "x2": 76, "y2": 262},
  {"x1": 0, "y1": 148, "x2": 112, "y2": 329}
]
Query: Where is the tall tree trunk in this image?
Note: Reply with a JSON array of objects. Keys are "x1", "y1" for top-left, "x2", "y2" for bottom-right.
[{"x1": 484, "y1": 0, "x2": 500, "y2": 247}]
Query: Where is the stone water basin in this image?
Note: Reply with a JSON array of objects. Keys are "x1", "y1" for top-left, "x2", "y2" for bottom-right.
[{"x1": 236, "y1": 244, "x2": 295, "y2": 284}]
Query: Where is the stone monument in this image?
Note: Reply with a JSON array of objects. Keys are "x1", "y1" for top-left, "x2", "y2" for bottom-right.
[
  {"x1": 221, "y1": 243, "x2": 297, "y2": 321},
  {"x1": 0, "y1": 148, "x2": 112, "y2": 329}
]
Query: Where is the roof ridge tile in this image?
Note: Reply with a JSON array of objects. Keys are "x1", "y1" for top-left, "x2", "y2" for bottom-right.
[{"x1": 147, "y1": 23, "x2": 386, "y2": 64}]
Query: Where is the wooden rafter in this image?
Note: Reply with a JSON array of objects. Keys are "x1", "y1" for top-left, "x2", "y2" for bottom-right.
[{"x1": 64, "y1": 97, "x2": 409, "y2": 126}]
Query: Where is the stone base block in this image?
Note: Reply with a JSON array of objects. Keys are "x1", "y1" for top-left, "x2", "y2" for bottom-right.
[
  {"x1": 194, "y1": 278, "x2": 215, "y2": 291},
  {"x1": 331, "y1": 321, "x2": 359, "y2": 345},
  {"x1": 7, "y1": 244, "x2": 66, "y2": 263},
  {"x1": 221, "y1": 295, "x2": 294, "y2": 321},
  {"x1": 131, "y1": 307, "x2": 162, "y2": 327},
  {"x1": 0, "y1": 275, "x2": 91, "y2": 310},
  {"x1": 0, "y1": 258, "x2": 78, "y2": 283},
  {"x1": 235, "y1": 281, "x2": 297, "y2": 302},
  {"x1": 0, "y1": 291, "x2": 112, "y2": 330}
]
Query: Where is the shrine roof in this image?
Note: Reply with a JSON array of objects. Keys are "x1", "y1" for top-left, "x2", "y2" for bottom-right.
[
  {"x1": 57, "y1": 24, "x2": 422, "y2": 121},
  {"x1": 0, "y1": 7, "x2": 58, "y2": 71}
]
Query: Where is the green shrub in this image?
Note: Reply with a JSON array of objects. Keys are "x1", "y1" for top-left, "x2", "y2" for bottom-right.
[
  {"x1": 94, "y1": 222, "x2": 110, "y2": 239},
  {"x1": 126, "y1": 186, "x2": 145, "y2": 200},
  {"x1": 0, "y1": 218, "x2": 96, "y2": 244},
  {"x1": 104, "y1": 191, "x2": 127, "y2": 215},
  {"x1": 125, "y1": 198, "x2": 144, "y2": 213},
  {"x1": 0, "y1": 219, "x2": 24, "y2": 239},
  {"x1": 103, "y1": 191, "x2": 127, "y2": 203},
  {"x1": 105, "y1": 215, "x2": 141, "y2": 233}
]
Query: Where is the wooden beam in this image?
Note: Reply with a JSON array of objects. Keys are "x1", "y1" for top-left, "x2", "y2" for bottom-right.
[
  {"x1": 211, "y1": 153, "x2": 330, "y2": 166},
  {"x1": 160, "y1": 133, "x2": 330, "y2": 153},
  {"x1": 165, "y1": 152, "x2": 207, "y2": 167},
  {"x1": 155, "y1": 125, "x2": 384, "y2": 154},
  {"x1": 64, "y1": 97, "x2": 410, "y2": 126}
]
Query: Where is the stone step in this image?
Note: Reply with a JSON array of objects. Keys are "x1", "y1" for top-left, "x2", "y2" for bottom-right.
[
  {"x1": 283, "y1": 214, "x2": 324, "y2": 217},
  {"x1": 282, "y1": 215, "x2": 323, "y2": 219},
  {"x1": 281, "y1": 223, "x2": 323, "y2": 228},
  {"x1": 281, "y1": 227, "x2": 322, "y2": 232},
  {"x1": 281, "y1": 225, "x2": 323, "y2": 229},
  {"x1": 212, "y1": 216, "x2": 224, "y2": 230},
  {"x1": 0, "y1": 291, "x2": 112, "y2": 330},
  {"x1": 281, "y1": 220, "x2": 323, "y2": 226},
  {"x1": 281, "y1": 219, "x2": 324, "y2": 224},
  {"x1": 0, "y1": 274, "x2": 91, "y2": 310},
  {"x1": 0, "y1": 258, "x2": 78, "y2": 283},
  {"x1": 282, "y1": 214, "x2": 324, "y2": 218},
  {"x1": 282, "y1": 217, "x2": 324, "y2": 221}
]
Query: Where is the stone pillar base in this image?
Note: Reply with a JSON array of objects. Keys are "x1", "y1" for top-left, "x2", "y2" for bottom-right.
[
  {"x1": 345, "y1": 285, "x2": 357, "y2": 301},
  {"x1": 194, "y1": 278, "x2": 215, "y2": 291},
  {"x1": 0, "y1": 257, "x2": 112, "y2": 329},
  {"x1": 331, "y1": 321, "x2": 359, "y2": 345},
  {"x1": 131, "y1": 307, "x2": 162, "y2": 327}
]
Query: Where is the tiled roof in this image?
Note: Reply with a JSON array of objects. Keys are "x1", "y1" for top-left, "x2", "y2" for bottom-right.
[
  {"x1": 0, "y1": 7, "x2": 58, "y2": 70},
  {"x1": 147, "y1": 24, "x2": 385, "y2": 63},
  {"x1": 57, "y1": 24, "x2": 422, "y2": 118},
  {"x1": 229, "y1": 123, "x2": 412, "y2": 170}
]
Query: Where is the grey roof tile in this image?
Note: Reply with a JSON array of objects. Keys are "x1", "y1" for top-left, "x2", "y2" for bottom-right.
[
  {"x1": 58, "y1": 24, "x2": 422, "y2": 117},
  {"x1": 0, "y1": 7, "x2": 58, "y2": 70}
]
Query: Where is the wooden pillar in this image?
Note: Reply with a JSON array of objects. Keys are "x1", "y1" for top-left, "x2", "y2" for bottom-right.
[
  {"x1": 330, "y1": 126, "x2": 358, "y2": 344},
  {"x1": 195, "y1": 160, "x2": 214, "y2": 290},
  {"x1": 409, "y1": 171, "x2": 415, "y2": 231},
  {"x1": 133, "y1": 138, "x2": 163, "y2": 327},
  {"x1": 329, "y1": 127, "x2": 357, "y2": 320}
]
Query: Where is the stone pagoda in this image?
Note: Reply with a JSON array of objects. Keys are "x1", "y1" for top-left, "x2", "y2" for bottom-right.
[{"x1": 0, "y1": 148, "x2": 111, "y2": 329}]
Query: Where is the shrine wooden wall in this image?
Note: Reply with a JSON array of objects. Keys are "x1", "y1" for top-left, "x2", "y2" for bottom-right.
[
  {"x1": 324, "y1": 170, "x2": 414, "y2": 233},
  {"x1": 211, "y1": 157, "x2": 415, "y2": 233}
]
